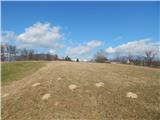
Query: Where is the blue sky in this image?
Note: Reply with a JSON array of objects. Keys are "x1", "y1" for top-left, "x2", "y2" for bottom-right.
[{"x1": 1, "y1": 1, "x2": 159, "y2": 60}]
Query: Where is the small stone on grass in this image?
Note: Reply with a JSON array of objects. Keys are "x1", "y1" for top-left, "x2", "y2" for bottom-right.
[
  {"x1": 57, "y1": 77, "x2": 62, "y2": 80},
  {"x1": 41, "y1": 93, "x2": 51, "y2": 100},
  {"x1": 126, "y1": 92, "x2": 138, "y2": 99},
  {"x1": 32, "y1": 83, "x2": 40, "y2": 87},
  {"x1": 95, "y1": 82, "x2": 104, "y2": 87},
  {"x1": 2, "y1": 93, "x2": 9, "y2": 98},
  {"x1": 54, "y1": 101, "x2": 59, "y2": 106},
  {"x1": 68, "y1": 84, "x2": 77, "y2": 91}
]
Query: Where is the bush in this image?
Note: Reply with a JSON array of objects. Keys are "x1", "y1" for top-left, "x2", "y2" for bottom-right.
[{"x1": 65, "y1": 56, "x2": 71, "y2": 61}]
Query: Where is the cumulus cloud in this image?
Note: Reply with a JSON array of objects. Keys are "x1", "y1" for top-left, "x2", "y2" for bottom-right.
[
  {"x1": 66, "y1": 40, "x2": 102, "y2": 55},
  {"x1": 49, "y1": 49, "x2": 56, "y2": 55},
  {"x1": 105, "y1": 46, "x2": 115, "y2": 54},
  {"x1": 105, "y1": 38, "x2": 160, "y2": 57},
  {"x1": 1, "y1": 31, "x2": 16, "y2": 44},
  {"x1": 17, "y1": 22, "x2": 63, "y2": 48}
]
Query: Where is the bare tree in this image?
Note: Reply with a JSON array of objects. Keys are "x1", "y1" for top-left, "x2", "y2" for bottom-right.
[
  {"x1": 94, "y1": 50, "x2": 108, "y2": 63},
  {"x1": 10, "y1": 45, "x2": 17, "y2": 61},
  {"x1": 52, "y1": 54, "x2": 59, "y2": 60},
  {"x1": 127, "y1": 52, "x2": 132, "y2": 63},
  {"x1": 46, "y1": 52, "x2": 51, "y2": 61},
  {"x1": 20, "y1": 48, "x2": 29, "y2": 60},
  {"x1": 28, "y1": 49, "x2": 34, "y2": 60},
  {"x1": 1, "y1": 45, "x2": 6, "y2": 61},
  {"x1": 113, "y1": 51, "x2": 121, "y2": 62},
  {"x1": 144, "y1": 50, "x2": 156, "y2": 66}
]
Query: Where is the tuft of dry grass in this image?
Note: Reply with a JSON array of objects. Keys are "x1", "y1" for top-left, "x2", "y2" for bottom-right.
[{"x1": 2, "y1": 61, "x2": 160, "y2": 120}]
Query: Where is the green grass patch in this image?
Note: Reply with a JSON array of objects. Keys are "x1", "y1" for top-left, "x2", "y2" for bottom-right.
[{"x1": 1, "y1": 61, "x2": 47, "y2": 85}]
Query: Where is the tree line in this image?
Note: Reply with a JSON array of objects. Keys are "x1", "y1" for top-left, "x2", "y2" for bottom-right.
[
  {"x1": 93, "y1": 49, "x2": 160, "y2": 67},
  {"x1": 1, "y1": 44, "x2": 60, "y2": 61},
  {"x1": 1, "y1": 44, "x2": 159, "y2": 67}
]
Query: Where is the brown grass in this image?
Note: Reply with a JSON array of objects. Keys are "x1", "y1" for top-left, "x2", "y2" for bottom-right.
[{"x1": 2, "y1": 61, "x2": 160, "y2": 120}]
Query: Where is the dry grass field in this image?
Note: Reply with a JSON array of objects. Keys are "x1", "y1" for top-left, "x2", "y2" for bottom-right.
[{"x1": 1, "y1": 61, "x2": 160, "y2": 120}]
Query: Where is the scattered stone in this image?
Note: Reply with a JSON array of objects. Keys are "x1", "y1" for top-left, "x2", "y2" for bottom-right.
[
  {"x1": 126, "y1": 92, "x2": 138, "y2": 99},
  {"x1": 32, "y1": 83, "x2": 41, "y2": 87},
  {"x1": 68, "y1": 84, "x2": 77, "y2": 91},
  {"x1": 41, "y1": 93, "x2": 51, "y2": 100},
  {"x1": 95, "y1": 82, "x2": 104, "y2": 87},
  {"x1": 57, "y1": 77, "x2": 62, "y2": 81},
  {"x1": 2, "y1": 93, "x2": 9, "y2": 98},
  {"x1": 54, "y1": 101, "x2": 59, "y2": 106}
]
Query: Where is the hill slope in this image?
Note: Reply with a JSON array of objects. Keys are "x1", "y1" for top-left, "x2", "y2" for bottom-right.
[{"x1": 2, "y1": 61, "x2": 160, "y2": 120}]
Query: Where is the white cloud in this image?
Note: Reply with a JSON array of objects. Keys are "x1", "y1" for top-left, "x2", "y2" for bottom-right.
[
  {"x1": 87, "y1": 40, "x2": 102, "y2": 47},
  {"x1": 66, "y1": 40, "x2": 102, "y2": 56},
  {"x1": 105, "y1": 46, "x2": 115, "y2": 54},
  {"x1": 1, "y1": 31, "x2": 16, "y2": 44},
  {"x1": 105, "y1": 38, "x2": 160, "y2": 57},
  {"x1": 49, "y1": 49, "x2": 56, "y2": 55},
  {"x1": 17, "y1": 22, "x2": 63, "y2": 48}
]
